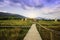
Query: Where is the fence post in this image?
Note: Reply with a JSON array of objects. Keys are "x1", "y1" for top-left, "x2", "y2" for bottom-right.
[{"x1": 50, "y1": 32, "x2": 53, "y2": 40}]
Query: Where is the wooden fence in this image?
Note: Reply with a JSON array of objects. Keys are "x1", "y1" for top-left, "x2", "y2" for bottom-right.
[{"x1": 36, "y1": 23, "x2": 60, "y2": 40}]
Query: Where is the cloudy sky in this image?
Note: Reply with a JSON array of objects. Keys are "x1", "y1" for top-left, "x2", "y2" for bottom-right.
[{"x1": 0, "y1": 0, "x2": 60, "y2": 19}]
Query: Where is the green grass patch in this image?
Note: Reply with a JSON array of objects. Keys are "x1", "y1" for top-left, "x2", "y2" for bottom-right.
[
  {"x1": 0, "y1": 27, "x2": 30, "y2": 40},
  {"x1": 36, "y1": 20, "x2": 60, "y2": 40},
  {"x1": 0, "y1": 20, "x2": 32, "y2": 26},
  {"x1": 38, "y1": 20, "x2": 60, "y2": 31}
]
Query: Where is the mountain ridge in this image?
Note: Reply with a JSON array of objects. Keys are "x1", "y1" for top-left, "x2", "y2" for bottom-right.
[{"x1": 0, "y1": 12, "x2": 26, "y2": 18}]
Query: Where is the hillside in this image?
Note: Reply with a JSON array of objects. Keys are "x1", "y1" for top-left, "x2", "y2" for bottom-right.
[{"x1": 0, "y1": 12, "x2": 26, "y2": 19}]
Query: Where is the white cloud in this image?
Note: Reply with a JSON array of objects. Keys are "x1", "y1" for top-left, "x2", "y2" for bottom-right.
[
  {"x1": 0, "y1": 0, "x2": 10, "y2": 7},
  {"x1": 0, "y1": 0, "x2": 60, "y2": 19}
]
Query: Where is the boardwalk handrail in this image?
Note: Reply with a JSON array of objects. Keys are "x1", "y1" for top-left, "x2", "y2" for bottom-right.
[
  {"x1": 36, "y1": 23, "x2": 60, "y2": 33},
  {"x1": 36, "y1": 23, "x2": 60, "y2": 40}
]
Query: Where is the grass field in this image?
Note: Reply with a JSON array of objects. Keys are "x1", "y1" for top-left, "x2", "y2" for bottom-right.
[
  {"x1": 0, "y1": 27, "x2": 30, "y2": 40},
  {"x1": 38, "y1": 20, "x2": 60, "y2": 31},
  {"x1": 0, "y1": 19, "x2": 60, "y2": 40},
  {"x1": 0, "y1": 19, "x2": 32, "y2": 40},
  {"x1": 0, "y1": 20, "x2": 32, "y2": 26},
  {"x1": 36, "y1": 20, "x2": 60, "y2": 40}
]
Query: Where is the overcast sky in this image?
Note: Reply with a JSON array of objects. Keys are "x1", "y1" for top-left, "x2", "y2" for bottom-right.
[{"x1": 0, "y1": 0, "x2": 60, "y2": 19}]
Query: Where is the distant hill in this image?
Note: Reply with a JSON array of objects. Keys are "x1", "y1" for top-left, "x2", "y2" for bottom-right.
[
  {"x1": 36, "y1": 17, "x2": 44, "y2": 19},
  {"x1": 36, "y1": 17, "x2": 60, "y2": 21},
  {"x1": 0, "y1": 12, "x2": 26, "y2": 19},
  {"x1": 36, "y1": 17, "x2": 54, "y2": 20}
]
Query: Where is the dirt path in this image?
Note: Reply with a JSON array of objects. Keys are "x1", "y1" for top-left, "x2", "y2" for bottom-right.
[{"x1": 23, "y1": 24, "x2": 42, "y2": 40}]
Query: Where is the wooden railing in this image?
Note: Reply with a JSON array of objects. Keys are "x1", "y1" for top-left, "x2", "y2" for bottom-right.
[{"x1": 36, "y1": 23, "x2": 60, "y2": 40}]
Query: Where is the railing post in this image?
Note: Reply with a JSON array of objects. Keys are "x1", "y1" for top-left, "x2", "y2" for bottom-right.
[{"x1": 50, "y1": 32, "x2": 53, "y2": 40}]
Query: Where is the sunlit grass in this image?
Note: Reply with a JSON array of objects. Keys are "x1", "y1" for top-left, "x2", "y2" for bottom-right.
[
  {"x1": 0, "y1": 27, "x2": 30, "y2": 40},
  {"x1": 38, "y1": 20, "x2": 60, "y2": 30},
  {"x1": 36, "y1": 20, "x2": 60, "y2": 40},
  {"x1": 0, "y1": 20, "x2": 32, "y2": 26}
]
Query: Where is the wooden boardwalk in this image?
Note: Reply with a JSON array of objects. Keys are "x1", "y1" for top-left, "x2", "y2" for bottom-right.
[{"x1": 23, "y1": 24, "x2": 42, "y2": 40}]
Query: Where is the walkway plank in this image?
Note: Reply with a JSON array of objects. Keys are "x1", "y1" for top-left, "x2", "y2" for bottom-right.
[{"x1": 23, "y1": 24, "x2": 42, "y2": 40}]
